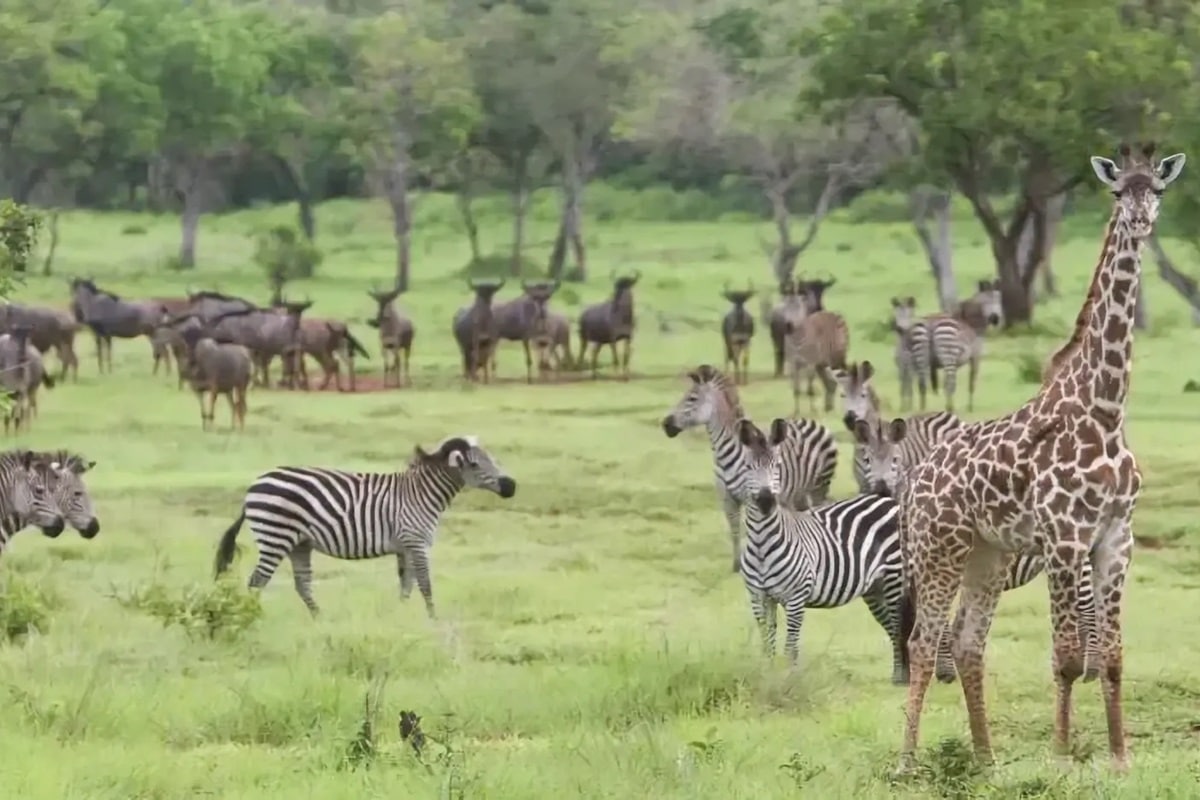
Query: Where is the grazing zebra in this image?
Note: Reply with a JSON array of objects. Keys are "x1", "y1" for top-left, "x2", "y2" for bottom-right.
[
  {"x1": 727, "y1": 417, "x2": 908, "y2": 683},
  {"x1": 851, "y1": 416, "x2": 1096, "y2": 683},
  {"x1": 213, "y1": 435, "x2": 517, "y2": 618},
  {"x1": 889, "y1": 297, "x2": 917, "y2": 411},
  {"x1": 908, "y1": 280, "x2": 1004, "y2": 412},
  {"x1": 0, "y1": 449, "x2": 70, "y2": 559},
  {"x1": 661, "y1": 365, "x2": 838, "y2": 572},
  {"x1": 833, "y1": 360, "x2": 962, "y2": 495}
]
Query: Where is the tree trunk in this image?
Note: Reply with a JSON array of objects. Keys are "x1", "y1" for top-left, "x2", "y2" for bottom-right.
[
  {"x1": 297, "y1": 186, "x2": 315, "y2": 241},
  {"x1": 909, "y1": 187, "x2": 958, "y2": 311},
  {"x1": 383, "y1": 158, "x2": 412, "y2": 292},
  {"x1": 41, "y1": 208, "x2": 60, "y2": 276},
  {"x1": 767, "y1": 185, "x2": 794, "y2": 284},
  {"x1": 1020, "y1": 192, "x2": 1064, "y2": 303},
  {"x1": 1146, "y1": 235, "x2": 1200, "y2": 325},
  {"x1": 179, "y1": 195, "x2": 202, "y2": 269},
  {"x1": 509, "y1": 154, "x2": 530, "y2": 277},
  {"x1": 548, "y1": 160, "x2": 587, "y2": 282},
  {"x1": 456, "y1": 187, "x2": 482, "y2": 263}
]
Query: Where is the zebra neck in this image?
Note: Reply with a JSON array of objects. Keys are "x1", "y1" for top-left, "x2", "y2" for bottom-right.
[
  {"x1": 705, "y1": 415, "x2": 740, "y2": 456},
  {"x1": 403, "y1": 465, "x2": 463, "y2": 514},
  {"x1": 743, "y1": 501, "x2": 789, "y2": 544},
  {"x1": 0, "y1": 512, "x2": 23, "y2": 540}
]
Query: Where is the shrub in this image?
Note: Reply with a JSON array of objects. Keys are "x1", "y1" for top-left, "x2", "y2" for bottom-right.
[
  {"x1": 253, "y1": 225, "x2": 323, "y2": 290},
  {"x1": 0, "y1": 574, "x2": 58, "y2": 642},
  {"x1": 456, "y1": 252, "x2": 545, "y2": 281},
  {"x1": 113, "y1": 578, "x2": 263, "y2": 642},
  {"x1": 0, "y1": 199, "x2": 42, "y2": 278}
]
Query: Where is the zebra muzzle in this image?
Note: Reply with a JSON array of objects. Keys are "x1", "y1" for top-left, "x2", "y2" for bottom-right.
[
  {"x1": 753, "y1": 488, "x2": 775, "y2": 513},
  {"x1": 661, "y1": 416, "x2": 682, "y2": 437},
  {"x1": 498, "y1": 477, "x2": 517, "y2": 498},
  {"x1": 40, "y1": 517, "x2": 66, "y2": 538},
  {"x1": 80, "y1": 518, "x2": 101, "y2": 539}
]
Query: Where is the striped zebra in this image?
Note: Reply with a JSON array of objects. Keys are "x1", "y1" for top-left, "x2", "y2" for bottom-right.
[
  {"x1": 851, "y1": 415, "x2": 1096, "y2": 683},
  {"x1": 0, "y1": 449, "x2": 72, "y2": 559},
  {"x1": 889, "y1": 296, "x2": 917, "y2": 411},
  {"x1": 662, "y1": 365, "x2": 838, "y2": 573},
  {"x1": 39, "y1": 450, "x2": 101, "y2": 539},
  {"x1": 727, "y1": 417, "x2": 908, "y2": 683},
  {"x1": 833, "y1": 359, "x2": 962, "y2": 495},
  {"x1": 908, "y1": 280, "x2": 1004, "y2": 412},
  {"x1": 213, "y1": 435, "x2": 517, "y2": 618}
]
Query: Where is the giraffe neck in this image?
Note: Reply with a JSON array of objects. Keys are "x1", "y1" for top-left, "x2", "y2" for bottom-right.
[
  {"x1": 1053, "y1": 210, "x2": 1141, "y2": 420},
  {"x1": 1042, "y1": 212, "x2": 1117, "y2": 383}
]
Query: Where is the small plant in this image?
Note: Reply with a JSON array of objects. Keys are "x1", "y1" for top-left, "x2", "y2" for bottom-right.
[
  {"x1": 112, "y1": 578, "x2": 262, "y2": 641},
  {"x1": 0, "y1": 574, "x2": 58, "y2": 642},
  {"x1": 120, "y1": 223, "x2": 148, "y2": 236},
  {"x1": 0, "y1": 198, "x2": 41, "y2": 281},
  {"x1": 920, "y1": 737, "x2": 986, "y2": 800},
  {"x1": 1012, "y1": 352, "x2": 1044, "y2": 384},
  {"x1": 253, "y1": 225, "x2": 323, "y2": 299},
  {"x1": 341, "y1": 674, "x2": 388, "y2": 771},
  {"x1": 780, "y1": 752, "x2": 825, "y2": 787}
]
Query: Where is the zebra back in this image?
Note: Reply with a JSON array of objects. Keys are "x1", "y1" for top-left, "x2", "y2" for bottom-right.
[{"x1": 777, "y1": 418, "x2": 838, "y2": 509}]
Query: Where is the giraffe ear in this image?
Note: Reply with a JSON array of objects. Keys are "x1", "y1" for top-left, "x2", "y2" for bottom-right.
[
  {"x1": 1090, "y1": 156, "x2": 1120, "y2": 188},
  {"x1": 1157, "y1": 153, "x2": 1187, "y2": 186}
]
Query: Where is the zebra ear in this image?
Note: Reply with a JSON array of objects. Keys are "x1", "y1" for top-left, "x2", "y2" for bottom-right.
[
  {"x1": 860, "y1": 360, "x2": 874, "y2": 381},
  {"x1": 447, "y1": 450, "x2": 466, "y2": 468},
  {"x1": 887, "y1": 418, "x2": 908, "y2": 443},
  {"x1": 735, "y1": 418, "x2": 758, "y2": 446},
  {"x1": 768, "y1": 418, "x2": 789, "y2": 446},
  {"x1": 852, "y1": 418, "x2": 872, "y2": 444}
]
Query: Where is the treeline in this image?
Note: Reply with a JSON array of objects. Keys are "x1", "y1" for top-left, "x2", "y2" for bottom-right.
[{"x1": 4, "y1": 0, "x2": 1200, "y2": 321}]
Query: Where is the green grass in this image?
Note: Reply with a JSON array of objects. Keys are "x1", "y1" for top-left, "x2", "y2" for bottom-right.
[{"x1": 1, "y1": 194, "x2": 1199, "y2": 798}]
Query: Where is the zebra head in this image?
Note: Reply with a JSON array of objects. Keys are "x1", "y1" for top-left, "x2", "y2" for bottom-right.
[
  {"x1": 974, "y1": 280, "x2": 1004, "y2": 328},
  {"x1": 426, "y1": 436, "x2": 516, "y2": 499},
  {"x1": 661, "y1": 365, "x2": 741, "y2": 437},
  {"x1": 8, "y1": 450, "x2": 65, "y2": 537},
  {"x1": 851, "y1": 417, "x2": 908, "y2": 497},
  {"x1": 44, "y1": 452, "x2": 100, "y2": 539},
  {"x1": 734, "y1": 418, "x2": 786, "y2": 513},
  {"x1": 834, "y1": 360, "x2": 879, "y2": 432}
]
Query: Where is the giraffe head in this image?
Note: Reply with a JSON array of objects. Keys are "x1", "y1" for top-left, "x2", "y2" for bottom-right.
[
  {"x1": 851, "y1": 416, "x2": 908, "y2": 497},
  {"x1": 1090, "y1": 142, "x2": 1186, "y2": 239},
  {"x1": 734, "y1": 417, "x2": 787, "y2": 512},
  {"x1": 833, "y1": 360, "x2": 879, "y2": 433}
]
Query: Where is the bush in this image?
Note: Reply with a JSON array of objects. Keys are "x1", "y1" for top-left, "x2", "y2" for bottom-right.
[
  {"x1": 113, "y1": 578, "x2": 263, "y2": 642},
  {"x1": 253, "y1": 225, "x2": 323, "y2": 288},
  {"x1": 456, "y1": 252, "x2": 545, "y2": 281},
  {"x1": 0, "y1": 575, "x2": 58, "y2": 642},
  {"x1": 120, "y1": 223, "x2": 148, "y2": 236},
  {"x1": 0, "y1": 199, "x2": 42, "y2": 279}
]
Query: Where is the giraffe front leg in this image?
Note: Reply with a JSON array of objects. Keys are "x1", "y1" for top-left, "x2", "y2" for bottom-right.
[{"x1": 1089, "y1": 516, "x2": 1134, "y2": 772}]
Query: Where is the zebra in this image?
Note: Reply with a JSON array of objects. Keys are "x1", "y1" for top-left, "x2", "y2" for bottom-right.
[
  {"x1": 39, "y1": 450, "x2": 101, "y2": 539},
  {"x1": 661, "y1": 365, "x2": 838, "y2": 573},
  {"x1": 0, "y1": 449, "x2": 71, "y2": 559},
  {"x1": 728, "y1": 416, "x2": 909, "y2": 684},
  {"x1": 833, "y1": 359, "x2": 962, "y2": 495},
  {"x1": 851, "y1": 415, "x2": 1096, "y2": 683},
  {"x1": 908, "y1": 280, "x2": 1004, "y2": 412},
  {"x1": 213, "y1": 435, "x2": 517, "y2": 618}
]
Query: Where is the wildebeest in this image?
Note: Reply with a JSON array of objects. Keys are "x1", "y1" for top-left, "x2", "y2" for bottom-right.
[
  {"x1": 148, "y1": 296, "x2": 192, "y2": 376},
  {"x1": 490, "y1": 280, "x2": 560, "y2": 384},
  {"x1": 366, "y1": 287, "x2": 415, "y2": 388},
  {"x1": 578, "y1": 271, "x2": 640, "y2": 381},
  {"x1": 192, "y1": 302, "x2": 308, "y2": 388},
  {"x1": 0, "y1": 302, "x2": 80, "y2": 382},
  {"x1": 452, "y1": 278, "x2": 505, "y2": 383},
  {"x1": 185, "y1": 289, "x2": 258, "y2": 322},
  {"x1": 532, "y1": 309, "x2": 573, "y2": 379},
  {"x1": 721, "y1": 281, "x2": 756, "y2": 385},
  {"x1": 275, "y1": 299, "x2": 370, "y2": 392},
  {"x1": 0, "y1": 325, "x2": 55, "y2": 434},
  {"x1": 763, "y1": 275, "x2": 837, "y2": 379},
  {"x1": 178, "y1": 325, "x2": 253, "y2": 431},
  {"x1": 69, "y1": 278, "x2": 166, "y2": 373}
]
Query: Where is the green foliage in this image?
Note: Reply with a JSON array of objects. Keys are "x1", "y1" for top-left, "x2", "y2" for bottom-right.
[
  {"x1": 458, "y1": 253, "x2": 544, "y2": 281},
  {"x1": 1012, "y1": 352, "x2": 1045, "y2": 385},
  {"x1": 0, "y1": 574, "x2": 58, "y2": 642},
  {"x1": 254, "y1": 224, "x2": 324, "y2": 289},
  {"x1": 113, "y1": 578, "x2": 263, "y2": 642},
  {"x1": 0, "y1": 199, "x2": 42, "y2": 282}
]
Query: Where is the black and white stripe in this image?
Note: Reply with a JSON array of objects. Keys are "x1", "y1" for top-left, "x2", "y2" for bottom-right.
[
  {"x1": 213, "y1": 436, "x2": 516, "y2": 618},
  {"x1": 0, "y1": 449, "x2": 69, "y2": 558},
  {"x1": 907, "y1": 283, "x2": 1003, "y2": 413},
  {"x1": 730, "y1": 418, "x2": 908, "y2": 684},
  {"x1": 663, "y1": 366, "x2": 838, "y2": 572},
  {"x1": 852, "y1": 411, "x2": 961, "y2": 496}
]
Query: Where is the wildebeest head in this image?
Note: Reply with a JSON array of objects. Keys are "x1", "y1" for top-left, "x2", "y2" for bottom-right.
[
  {"x1": 468, "y1": 278, "x2": 506, "y2": 304},
  {"x1": 795, "y1": 274, "x2": 836, "y2": 312},
  {"x1": 722, "y1": 280, "x2": 755, "y2": 308},
  {"x1": 610, "y1": 271, "x2": 640, "y2": 300}
]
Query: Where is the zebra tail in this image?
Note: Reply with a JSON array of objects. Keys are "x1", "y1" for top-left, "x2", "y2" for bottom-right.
[
  {"x1": 928, "y1": 363, "x2": 939, "y2": 393},
  {"x1": 898, "y1": 582, "x2": 915, "y2": 673},
  {"x1": 214, "y1": 510, "x2": 245, "y2": 579}
]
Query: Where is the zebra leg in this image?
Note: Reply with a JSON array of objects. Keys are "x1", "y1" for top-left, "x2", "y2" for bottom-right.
[
  {"x1": 719, "y1": 487, "x2": 743, "y2": 573},
  {"x1": 863, "y1": 586, "x2": 908, "y2": 685},
  {"x1": 748, "y1": 590, "x2": 777, "y2": 657},
  {"x1": 287, "y1": 541, "x2": 320, "y2": 617},
  {"x1": 967, "y1": 356, "x2": 979, "y2": 413},
  {"x1": 397, "y1": 551, "x2": 415, "y2": 599},
  {"x1": 782, "y1": 597, "x2": 808, "y2": 666},
  {"x1": 899, "y1": 365, "x2": 913, "y2": 413},
  {"x1": 942, "y1": 364, "x2": 959, "y2": 413},
  {"x1": 409, "y1": 546, "x2": 437, "y2": 619},
  {"x1": 247, "y1": 544, "x2": 290, "y2": 592},
  {"x1": 817, "y1": 365, "x2": 837, "y2": 413}
]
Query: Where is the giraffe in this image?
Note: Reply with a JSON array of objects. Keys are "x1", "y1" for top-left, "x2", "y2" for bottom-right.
[{"x1": 894, "y1": 142, "x2": 1186, "y2": 775}]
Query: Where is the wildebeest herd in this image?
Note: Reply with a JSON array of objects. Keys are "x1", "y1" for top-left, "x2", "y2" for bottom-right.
[{"x1": 0, "y1": 267, "x2": 1006, "y2": 433}]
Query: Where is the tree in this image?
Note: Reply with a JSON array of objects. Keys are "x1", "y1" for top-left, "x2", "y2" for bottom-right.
[
  {"x1": 0, "y1": 199, "x2": 42, "y2": 281},
  {"x1": 801, "y1": 0, "x2": 1190, "y2": 323},
  {"x1": 350, "y1": 6, "x2": 479, "y2": 290}
]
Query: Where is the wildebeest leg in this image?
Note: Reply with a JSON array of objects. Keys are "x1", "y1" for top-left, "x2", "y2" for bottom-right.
[
  {"x1": 740, "y1": 345, "x2": 751, "y2": 386},
  {"x1": 609, "y1": 343, "x2": 619, "y2": 373},
  {"x1": 319, "y1": 352, "x2": 339, "y2": 392},
  {"x1": 621, "y1": 338, "x2": 632, "y2": 382},
  {"x1": 818, "y1": 365, "x2": 837, "y2": 413},
  {"x1": 807, "y1": 369, "x2": 819, "y2": 415},
  {"x1": 589, "y1": 343, "x2": 601, "y2": 380},
  {"x1": 402, "y1": 345, "x2": 411, "y2": 387},
  {"x1": 197, "y1": 392, "x2": 209, "y2": 431},
  {"x1": 233, "y1": 384, "x2": 247, "y2": 430},
  {"x1": 522, "y1": 339, "x2": 533, "y2": 384}
]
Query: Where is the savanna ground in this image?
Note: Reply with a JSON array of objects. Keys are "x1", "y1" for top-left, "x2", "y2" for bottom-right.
[{"x1": 1, "y1": 188, "x2": 1199, "y2": 799}]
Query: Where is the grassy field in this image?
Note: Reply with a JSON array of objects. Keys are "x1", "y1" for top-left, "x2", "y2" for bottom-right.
[{"x1": 0, "y1": 192, "x2": 1198, "y2": 799}]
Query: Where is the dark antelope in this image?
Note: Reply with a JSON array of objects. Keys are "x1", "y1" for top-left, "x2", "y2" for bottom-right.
[
  {"x1": 578, "y1": 271, "x2": 640, "y2": 381},
  {"x1": 275, "y1": 298, "x2": 370, "y2": 392},
  {"x1": 720, "y1": 281, "x2": 756, "y2": 385},
  {"x1": 179, "y1": 325, "x2": 253, "y2": 431},
  {"x1": 367, "y1": 286, "x2": 415, "y2": 388},
  {"x1": 0, "y1": 325, "x2": 55, "y2": 434},
  {"x1": 452, "y1": 278, "x2": 505, "y2": 383},
  {"x1": 490, "y1": 280, "x2": 561, "y2": 384},
  {"x1": 69, "y1": 278, "x2": 166, "y2": 373},
  {"x1": 0, "y1": 302, "x2": 80, "y2": 382}
]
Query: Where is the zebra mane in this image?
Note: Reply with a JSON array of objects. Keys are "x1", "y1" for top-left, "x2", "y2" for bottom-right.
[
  {"x1": 38, "y1": 449, "x2": 91, "y2": 474},
  {"x1": 434, "y1": 434, "x2": 479, "y2": 451},
  {"x1": 696, "y1": 366, "x2": 744, "y2": 417}
]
